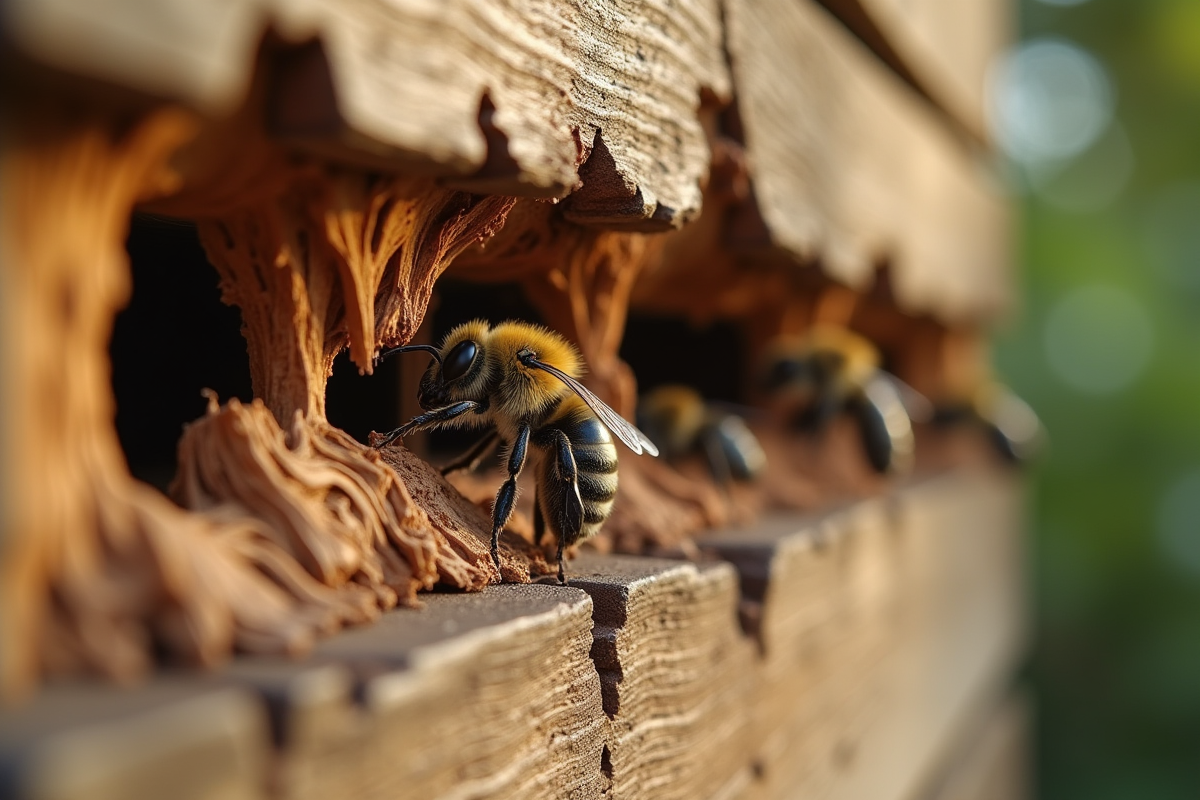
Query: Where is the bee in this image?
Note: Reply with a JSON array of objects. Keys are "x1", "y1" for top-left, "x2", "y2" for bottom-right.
[
  {"x1": 637, "y1": 384, "x2": 767, "y2": 485},
  {"x1": 374, "y1": 320, "x2": 659, "y2": 584},
  {"x1": 934, "y1": 381, "x2": 1043, "y2": 464},
  {"x1": 760, "y1": 327, "x2": 928, "y2": 475}
]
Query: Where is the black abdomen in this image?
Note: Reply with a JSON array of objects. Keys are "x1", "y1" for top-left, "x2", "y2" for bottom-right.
[{"x1": 533, "y1": 399, "x2": 618, "y2": 547}]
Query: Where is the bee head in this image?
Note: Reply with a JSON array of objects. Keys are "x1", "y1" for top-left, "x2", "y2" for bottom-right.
[
  {"x1": 417, "y1": 319, "x2": 491, "y2": 409},
  {"x1": 762, "y1": 355, "x2": 810, "y2": 392}
]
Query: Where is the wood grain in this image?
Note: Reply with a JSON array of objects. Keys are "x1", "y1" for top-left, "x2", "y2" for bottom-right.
[
  {"x1": 240, "y1": 585, "x2": 607, "y2": 800},
  {"x1": 0, "y1": 683, "x2": 268, "y2": 800},
  {"x1": 569, "y1": 554, "x2": 759, "y2": 800},
  {"x1": 3, "y1": 0, "x2": 729, "y2": 227},
  {"x1": 0, "y1": 473, "x2": 1026, "y2": 798},
  {"x1": 724, "y1": 0, "x2": 1011, "y2": 322},
  {"x1": 699, "y1": 470, "x2": 1025, "y2": 800},
  {"x1": 817, "y1": 0, "x2": 1010, "y2": 146}
]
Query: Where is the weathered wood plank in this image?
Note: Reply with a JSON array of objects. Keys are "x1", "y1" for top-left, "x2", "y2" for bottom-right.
[
  {"x1": 724, "y1": 0, "x2": 1010, "y2": 321},
  {"x1": 0, "y1": 473, "x2": 1024, "y2": 799},
  {"x1": 278, "y1": 584, "x2": 607, "y2": 800},
  {"x1": 0, "y1": 683, "x2": 269, "y2": 800},
  {"x1": 816, "y1": 0, "x2": 1010, "y2": 145},
  {"x1": 699, "y1": 471, "x2": 1025, "y2": 800},
  {"x1": 569, "y1": 554, "x2": 759, "y2": 800},
  {"x1": 2, "y1": 0, "x2": 729, "y2": 227},
  {"x1": 920, "y1": 694, "x2": 1030, "y2": 800}
]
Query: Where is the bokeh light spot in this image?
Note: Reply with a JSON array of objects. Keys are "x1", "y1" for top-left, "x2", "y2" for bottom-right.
[
  {"x1": 1043, "y1": 284, "x2": 1153, "y2": 395},
  {"x1": 987, "y1": 39, "x2": 1113, "y2": 166}
]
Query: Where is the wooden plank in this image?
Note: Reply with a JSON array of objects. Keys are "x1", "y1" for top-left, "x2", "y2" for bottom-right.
[
  {"x1": 920, "y1": 694, "x2": 1030, "y2": 800},
  {"x1": 724, "y1": 0, "x2": 1010, "y2": 321},
  {"x1": 698, "y1": 471, "x2": 1024, "y2": 800},
  {"x1": 2, "y1": 0, "x2": 729, "y2": 227},
  {"x1": 268, "y1": 584, "x2": 607, "y2": 800},
  {"x1": 816, "y1": 0, "x2": 1010, "y2": 146},
  {"x1": 569, "y1": 554, "x2": 759, "y2": 800},
  {"x1": 0, "y1": 683, "x2": 269, "y2": 800},
  {"x1": 0, "y1": 474, "x2": 1024, "y2": 799}
]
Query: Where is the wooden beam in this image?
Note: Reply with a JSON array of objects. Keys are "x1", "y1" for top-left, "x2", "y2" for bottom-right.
[
  {"x1": 0, "y1": 473, "x2": 1026, "y2": 798},
  {"x1": 2, "y1": 0, "x2": 730, "y2": 227},
  {"x1": 723, "y1": 0, "x2": 1011, "y2": 322},
  {"x1": 919, "y1": 694, "x2": 1030, "y2": 800},
  {"x1": 699, "y1": 471, "x2": 1025, "y2": 800},
  {"x1": 569, "y1": 554, "x2": 759, "y2": 800},
  {"x1": 0, "y1": 684, "x2": 269, "y2": 800},
  {"x1": 816, "y1": 0, "x2": 1010, "y2": 148}
]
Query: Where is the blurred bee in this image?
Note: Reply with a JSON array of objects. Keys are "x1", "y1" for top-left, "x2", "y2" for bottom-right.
[
  {"x1": 637, "y1": 385, "x2": 767, "y2": 485},
  {"x1": 374, "y1": 320, "x2": 658, "y2": 584},
  {"x1": 761, "y1": 327, "x2": 928, "y2": 475},
  {"x1": 934, "y1": 381, "x2": 1043, "y2": 464}
]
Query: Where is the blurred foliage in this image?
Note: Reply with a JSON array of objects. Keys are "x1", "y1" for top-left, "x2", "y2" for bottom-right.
[{"x1": 994, "y1": 1, "x2": 1200, "y2": 797}]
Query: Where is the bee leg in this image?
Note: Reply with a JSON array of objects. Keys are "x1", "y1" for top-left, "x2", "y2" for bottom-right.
[
  {"x1": 440, "y1": 430, "x2": 500, "y2": 476},
  {"x1": 373, "y1": 400, "x2": 482, "y2": 449},
  {"x1": 490, "y1": 423, "x2": 530, "y2": 573},
  {"x1": 801, "y1": 389, "x2": 842, "y2": 434},
  {"x1": 850, "y1": 393, "x2": 894, "y2": 474},
  {"x1": 546, "y1": 430, "x2": 585, "y2": 586},
  {"x1": 700, "y1": 428, "x2": 735, "y2": 490}
]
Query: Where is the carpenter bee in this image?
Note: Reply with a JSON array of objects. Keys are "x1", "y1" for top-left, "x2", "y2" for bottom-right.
[
  {"x1": 934, "y1": 381, "x2": 1043, "y2": 464},
  {"x1": 637, "y1": 384, "x2": 767, "y2": 485},
  {"x1": 375, "y1": 320, "x2": 658, "y2": 584},
  {"x1": 761, "y1": 327, "x2": 928, "y2": 475}
]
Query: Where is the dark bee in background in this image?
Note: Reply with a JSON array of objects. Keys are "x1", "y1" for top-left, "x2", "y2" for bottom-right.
[
  {"x1": 637, "y1": 384, "x2": 767, "y2": 486},
  {"x1": 934, "y1": 381, "x2": 1044, "y2": 464},
  {"x1": 761, "y1": 327, "x2": 928, "y2": 475},
  {"x1": 375, "y1": 319, "x2": 659, "y2": 584}
]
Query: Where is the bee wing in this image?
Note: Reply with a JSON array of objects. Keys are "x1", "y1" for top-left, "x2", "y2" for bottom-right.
[
  {"x1": 878, "y1": 372, "x2": 934, "y2": 423},
  {"x1": 525, "y1": 357, "x2": 660, "y2": 456}
]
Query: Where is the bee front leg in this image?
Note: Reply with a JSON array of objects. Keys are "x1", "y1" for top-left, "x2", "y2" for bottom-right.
[
  {"x1": 373, "y1": 400, "x2": 482, "y2": 449},
  {"x1": 490, "y1": 423, "x2": 530, "y2": 573}
]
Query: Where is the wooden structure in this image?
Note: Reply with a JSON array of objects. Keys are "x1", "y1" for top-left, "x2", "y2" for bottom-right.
[{"x1": 0, "y1": 0, "x2": 1024, "y2": 797}]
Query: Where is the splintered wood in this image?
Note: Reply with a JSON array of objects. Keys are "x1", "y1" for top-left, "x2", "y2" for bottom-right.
[
  {"x1": 1, "y1": 0, "x2": 729, "y2": 225},
  {"x1": 177, "y1": 177, "x2": 519, "y2": 607},
  {"x1": 0, "y1": 108, "x2": 342, "y2": 695}
]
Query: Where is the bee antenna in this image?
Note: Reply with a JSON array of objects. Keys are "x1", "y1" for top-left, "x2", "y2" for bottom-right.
[{"x1": 377, "y1": 344, "x2": 442, "y2": 365}]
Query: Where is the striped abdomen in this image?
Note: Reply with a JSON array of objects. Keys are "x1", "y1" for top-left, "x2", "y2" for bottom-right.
[{"x1": 533, "y1": 397, "x2": 618, "y2": 547}]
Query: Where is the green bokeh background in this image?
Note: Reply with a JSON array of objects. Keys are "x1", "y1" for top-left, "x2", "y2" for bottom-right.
[{"x1": 995, "y1": 1, "x2": 1200, "y2": 796}]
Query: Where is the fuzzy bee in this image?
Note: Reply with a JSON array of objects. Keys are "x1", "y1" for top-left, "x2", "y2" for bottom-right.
[
  {"x1": 375, "y1": 320, "x2": 658, "y2": 584},
  {"x1": 761, "y1": 327, "x2": 929, "y2": 475},
  {"x1": 934, "y1": 381, "x2": 1043, "y2": 464},
  {"x1": 637, "y1": 384, "x2": 767, "y2": 485}
]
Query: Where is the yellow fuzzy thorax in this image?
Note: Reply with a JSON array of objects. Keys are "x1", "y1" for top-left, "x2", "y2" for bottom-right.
[
  {"x1": 806, "y1": 326, "x2": 879, "y2": 391},
  {"x1": 439, "y1": 319, "x2": 585, "y2": 419},
  {"x1": 640, "y1": 384, "x2": 706, "y2": 448}
]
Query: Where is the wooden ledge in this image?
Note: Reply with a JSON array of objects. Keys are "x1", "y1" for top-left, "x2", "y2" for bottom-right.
[
  {"x1": 0, "y1": 472, "x2": 1024, "y2": 800},
  {"x1": 569, "y1": 554, "x2": 758, "y2": 800},
  {"x1": 0, "y1": 682, "x2": 268, "y2": 800}
]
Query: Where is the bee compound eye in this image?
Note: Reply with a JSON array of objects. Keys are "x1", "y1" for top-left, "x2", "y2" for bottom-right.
[{"x1": 442, "y1": 340, "x2": 477, "y2": 381}]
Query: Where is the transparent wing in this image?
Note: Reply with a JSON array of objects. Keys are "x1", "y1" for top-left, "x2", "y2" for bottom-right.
[
  {"x1": 526, "y1": 357, "x2": 660, "y2": 456},
  {"x1": 878, "y1": 371, "x2": 934, "y2": 423}
]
